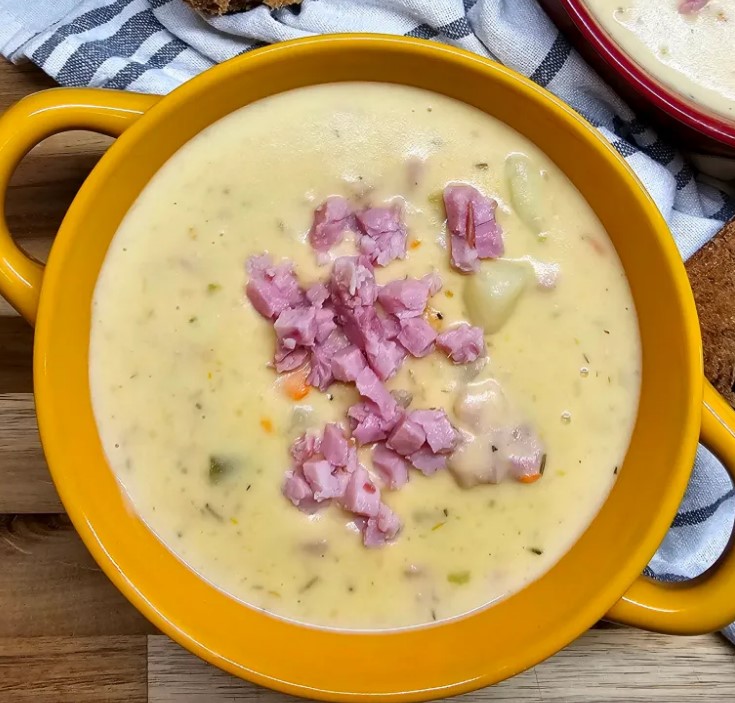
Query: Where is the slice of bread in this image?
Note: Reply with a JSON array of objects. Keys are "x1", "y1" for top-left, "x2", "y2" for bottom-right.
[
  {"x1": 686, "y1": 217, "x2": 735, "y2": 407},
  {"x1": 184, "y1": 0, "x2": 300, "y2": 14}
]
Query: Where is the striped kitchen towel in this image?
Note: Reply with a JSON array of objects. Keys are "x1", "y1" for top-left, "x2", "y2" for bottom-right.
[{"x1": 0, "y1": 0, "x2": 733, "y2": 640}]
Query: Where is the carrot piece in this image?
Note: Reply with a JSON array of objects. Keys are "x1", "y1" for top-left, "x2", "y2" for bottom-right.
[
  {"x1": 282, "y1": 367, "x2": 310, "y2": 400},
  {"x1": 260, "y1": 417, "x2": 274, "y2": 433},
  {"x1": 410, "y1": 239, "x2": 422, "y2": 250},
  {"x1": 518, "y1": 473, "x2": 541, "y2": 484}
]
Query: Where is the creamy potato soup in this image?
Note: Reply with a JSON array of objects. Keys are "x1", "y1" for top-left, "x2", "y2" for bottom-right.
[
  {"x1": 585, "y1": 0, "x2": 735, "y2": 121},
  {"x1": 90, "y1": 83, "x2": 641, "y2": 630}
]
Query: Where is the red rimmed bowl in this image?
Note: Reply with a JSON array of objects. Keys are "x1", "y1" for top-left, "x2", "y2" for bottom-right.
[{"x1": 539, "y1": 0, "x2": 735, "y2": 158}]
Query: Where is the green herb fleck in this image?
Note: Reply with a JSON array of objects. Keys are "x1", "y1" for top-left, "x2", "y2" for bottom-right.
[
  {"x1": 203, "y1": 503, "x2": 224, "y2": 521},
  {"x1": 207, "y1": 283, "x2": 221, "y2": 294},
  {"x1": 539, "y1": 453, "x2": 547, "y2": 475},
  {"x1": 527, "y1": 547, "x2": 543, "y2": 556},
  {"x1": 300, "y1": 576, "x2": 320, "y2": 593},
  {"x1": 209, "y1": 455, "x2": 235, "y2": 484},
  {"x1": 189, "y1": 316, "x2": 198, "y2": 324},
  {"x1": 474, "y1": 162, "x2": 489, "y2": 170},
  {"x1": 447, "y1": 570, "x2": 471, "y2": 585}
]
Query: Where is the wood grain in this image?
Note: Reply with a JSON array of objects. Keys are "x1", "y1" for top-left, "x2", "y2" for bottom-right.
[
  {"x1": 147, "y1": 630, "x2": 735, "y2": 702},
  {"x1": 0, "y1": 513, "x2": 156, "y2": 636},
  {"x1": 0, "y1": 636, "x2": 147, "y2": 703},
  {"x1": 0, "y1": 393, "x2": 60, "y2": 513}
]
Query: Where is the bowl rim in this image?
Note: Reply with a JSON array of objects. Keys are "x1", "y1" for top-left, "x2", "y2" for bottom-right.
[
  {"x1": 559, "y1": 0, "x2": 735, "y2": 148},
  {"x1": 32, "y1": 33, "x2": 702, "y2": 701}
]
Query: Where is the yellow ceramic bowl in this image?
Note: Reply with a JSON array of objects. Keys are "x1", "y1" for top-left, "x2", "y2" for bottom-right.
[{"x1": 1, "y1": 35, "x2": 734, "y2": 701}]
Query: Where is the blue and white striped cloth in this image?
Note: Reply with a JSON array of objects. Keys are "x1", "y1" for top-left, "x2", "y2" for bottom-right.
[{"x1": 1, "y1": 0, "x2": 733, "y2": 640}]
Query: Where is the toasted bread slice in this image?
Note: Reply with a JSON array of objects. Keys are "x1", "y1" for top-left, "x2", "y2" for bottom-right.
[
  {"x1": 183, "y1": 0, "x2": 300, "y2": 15},
  {"x1": 686, "y1": 216, "x2": 735, "y2": 407}
]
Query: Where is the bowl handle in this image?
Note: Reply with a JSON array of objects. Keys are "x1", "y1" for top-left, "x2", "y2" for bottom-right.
[
  {"x1": 0, "y1": 88, "x2": 160, "y2": 325},
  {"x1": 606, "y1": 379, "x2": 735, "y2": 634}
]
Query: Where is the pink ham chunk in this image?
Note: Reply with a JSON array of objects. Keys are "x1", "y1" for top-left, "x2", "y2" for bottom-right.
[
  {"x1": 410, "y1": 409, "x2": 457, "y2": 454},
  {"x1": 386, "y1": 414, "x2": 425, "y2": 456},
  {"x1": 378, "y1": 276, "x2": 438, "y2": 319},
  {"x1": 274, "y1": 306, "x2": 317, "y2": 350},
  {"x1": 408, "y1": 446, "x2": 448, "y2": 475},
  {"x1": 443, "y1": 185, "x2": 503, "y2": 273},
  {"x1": 372, "y1": 443, "x2": 409, "y2": 490},
  {"x1": 274, "y1": 344, "x2": 309, "y2": 373},
  {"x1": 308, "y1": 328, "x2": 350, "y2": 391},
  {"x1": 309, "y1": 196, "x2": 355, "y2": 252},
  {"x1": 338, "y1": 305, "x2": 405, "y2": 381},
  {"x1": 436, "y1": 324, "x2": 485, "y2": 364},
  {"x1": 397, "y1": 317, "x2": 436, "y2": 358},
  {"x1": 331, "y1": 345, "x2": 367, "y2": 382},
  {"x1": 506, "y1": 425, "x2": 546, "y2": 482},
  {"x1": 363, "y1": 503, "x2": 401, "y2": 547},
  {"x1": 314, "y1": 307, "x2": 337, "y2": 343},
  {"x1": 349, "y1": 400, "x2": 400, "y2": 445},
  {"x1": 355, "y1": 367, "x2": 398, "y2": 419},
  {"x1": 330, "y1": 255, "x2": 377, "y2": 308},
  {"x1": 246, "y1": 254, "x2": 305, "y2": 319},
  {"x1": 678, "y1": 0, "x2": 709, "y2": 12},
  {"x1": 282, "y1": 470, "x2": 320, "y2": 513},
  {"x1": 340, "y1": 466, "x2": 381, "y2": 517},
  {"x1": 302, "y1": 458, "x2": 349, "y2": 501},
  {"x1": 356, "y1": 206, "x2": 408, "y2": 266},
  {"x1": 321, "y1": 423, "x2": 350, "y2": 467}
]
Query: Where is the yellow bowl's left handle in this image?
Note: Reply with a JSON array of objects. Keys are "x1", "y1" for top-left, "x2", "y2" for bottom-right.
[{"x1": 0, "y1": 88, "x2": 160, "y2": 325}]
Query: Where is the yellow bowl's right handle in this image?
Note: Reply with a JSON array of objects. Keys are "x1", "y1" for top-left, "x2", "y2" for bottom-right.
[
  {"x1": 0, "y1": 88, "x2": 160, "y2": 325},
  {"x1": 606, "y1": 379, "x2": 735, "y2": 634}
]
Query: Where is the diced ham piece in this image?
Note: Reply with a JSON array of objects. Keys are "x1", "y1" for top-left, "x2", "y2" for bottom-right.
[
  {"x1": 246, "y1": 254, "x2": 305, "y2": 319},
  {"x1": 283, "y1": 432, "x2": 324, "y2": 512},
  {"x1": 365, "y1": 338, "x2": 407, "y2": 381},
  {"x1": 274, "y1": 344, "x2": 309, "y2": 373},
  {"x1": 678, "y1": 0, "x2": 709, "y2": 12},
  {"x1": 302, "y1": 458, "x2": 349, "y2": 501},
  {"x1": 363, "y1": 503, "x2": 401, "y2": 547},
  {"x1": 290, "y1": 432, "x2": 321, "y2": 465},
  {"x1": 321, "y1": 423, "x2": 350, "y2": 467},
  {"x1": 410, "y1": 409, "x2": 457, "y2": 454},
  {"x1": 408, "y1": 446, "x2": 448, "y2": 475},
  {"x1": 355, "y1": 367, "x2": 398, "y2": 419},
  {"x1": 386, "y1": 414, "x2": 425, "y2": 456},
  {"x1": 506, "y1": 425, "x2": 546, "y2": 482},
  {"x1": 340, "y1": 466, "x2": 381, "y2": 518},
  {"x1": 274, "y1": 306, "x2": 317, "y2": 351},
  {"x1": 331, "y1": 345, "x2": 367, "y2": 382},
  {"x1": 306, "y1": 283, "x2": 329, "y2": 307},
  {"x1": 314, "y1": 307, "x2": 337, "y2": 343},
  {"x1": 348, "y1": 400, "x2": 399, "y2": 445},
  {"x1": 397, "y1": 317, "x2": 437, "y2": 358},
  {"x1": 308, "y1": 328, "x2": 350, "y2": 390},
  {"x1": 356, "y1": 206, "x2": 408, "y2": 266},
  {"x1": 282, "y1": 470, "x2": 320, "y2": 513},
  {"x1": 443, "y1": 185, "x2": 503, "y2": 273},
  {"x1": 436, "y1": 323, "x2": 486, "y2": 364},
  {"x1": 378, "y1": 279, "x2": 432, "y2": 319},
  {"x1": 330, "y1": 256, "x2": 377, "y2": 308},
  {"x1": 309, "y1": 196, "x2": 355, "y2": 252},
  {"x1": 372, "y1": 443, "x2": 409, "y2": 490}
]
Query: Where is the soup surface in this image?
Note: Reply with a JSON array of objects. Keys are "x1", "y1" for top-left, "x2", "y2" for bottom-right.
[
  {"x1": 90, "y1": 83, "x2": 641, "y2": 630},
  {"x1": 584, "y1": 0, "x2": 735, "y2": 121}
]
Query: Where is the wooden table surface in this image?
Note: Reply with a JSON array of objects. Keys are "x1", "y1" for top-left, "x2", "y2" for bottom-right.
[{"x1": 0, "y1": 59, "x2": 733, "y2": 702}]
